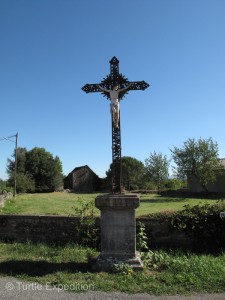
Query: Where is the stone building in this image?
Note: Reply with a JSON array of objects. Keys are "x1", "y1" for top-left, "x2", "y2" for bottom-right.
[
  {"x1": 187, "y1": 159, "x2": 225, "y2": 193},
  {"x1": 64, "y1": 165, "x2": 102, "y2": 192}
]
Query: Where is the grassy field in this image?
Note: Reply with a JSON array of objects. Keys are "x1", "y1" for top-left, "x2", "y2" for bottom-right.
[
  {"x1": 0, "y1": 242, "x2": 224, "y2": 295},
  {"x1": 0, "y1": 192, "x2": 223, "y2": 216},
  {"x1": 1, "y1": 194, "x2": 225, "y2": 295},
  {"x1": 0, "y1": 193, "x2": 99, "y2": 216}
]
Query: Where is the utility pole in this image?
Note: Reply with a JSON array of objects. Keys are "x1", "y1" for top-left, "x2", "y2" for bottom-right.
[
  {"x1": 0, "y1": 133, "x2": 18, "y2": 197},
  {"x1": 14, "y1": 133, "x2": 18, "y2": 197}
]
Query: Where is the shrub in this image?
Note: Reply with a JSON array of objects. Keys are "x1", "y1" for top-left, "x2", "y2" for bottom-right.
[
  {"x1": 15, "y1": 173, "x2": 35, "y2": 193},
  {"x1": 73, "y1": 199, "x2": 100, "y2": 249},
  {"x1": 136, "y1": 222, "x2": 149, "y2": 252},
  {"x1": 164, "y1": 178, "x2": 186, "y2": 189},
  {"x1": 170, "y1": 201, "x2": 225, "y2": 252},
  {"x1": 143, "y1": 250, "x2": 170, "y2": 271}
]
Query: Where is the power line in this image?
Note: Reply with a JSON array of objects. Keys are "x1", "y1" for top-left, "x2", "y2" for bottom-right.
[{"x1": 0, "y1": 134, "x2": 17, "y2": 143}]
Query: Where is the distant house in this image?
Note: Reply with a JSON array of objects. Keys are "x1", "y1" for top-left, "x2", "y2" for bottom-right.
[
  {"x1": 64, "y1": 165, "x2": 102, "y2": 192},
  {"x1": 187, "y1": 159, "x2": 225, "y2": 193}
]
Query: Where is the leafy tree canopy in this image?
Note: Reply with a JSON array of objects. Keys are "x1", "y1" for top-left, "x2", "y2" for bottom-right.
[
  {"x1": 145, "y1": 151, "x2": 170, "y2": 190},
  {"x1": 170, "y1": 137, "x2": 223, "y2": 192},
  {"x1": 7, "y1": 147, "x2": 63, "y2": 193},
  {"x1": 106, "y1": 156, "x2": 147, "y2": 190}
]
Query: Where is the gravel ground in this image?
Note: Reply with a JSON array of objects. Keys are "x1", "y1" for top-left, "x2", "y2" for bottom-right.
[{"x1": 0, "y1": 277, "x2": 225, "y2": 300}]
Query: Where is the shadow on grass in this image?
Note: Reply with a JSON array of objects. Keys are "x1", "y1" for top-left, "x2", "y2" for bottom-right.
[
  {"x1": 140, "y1": 197, "x2": 187, "y2": 203},
  {"x1": 140, "y1": 192, "x2": 224, "y2": 203},
  {"x1": 162, "y1": 191, "x2": 225, "y2": 200},
  {"x1": 0, "y1": 260, "x2": 93, "y2": 277}
]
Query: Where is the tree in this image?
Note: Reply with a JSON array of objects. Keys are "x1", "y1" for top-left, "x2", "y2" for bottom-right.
[
  {"x1": 0, "y1": 179, "x2": 8, "y2": 193},
  {"x1": 145, "y1": 151, "x2": 170, "y2": 191},
  {"x1": 7, "y1": 147, "x2": 63, "y2": 193},
  {"x1": 106, "y1": 156, "x2": 147, "y2": 190},
  {"x1": 25, "y1": 147, "x2": 63, "y2": 192},
  {"x1": 15, "y1": 173, "x2": 35, "y2": 193},
  {"x1": 121, "y1": 156, "x2": 147, "y2": 190},
  {"x1": 171, "y1": 137, "x2": 222, "y2": 192},
  {"x1": 50, "y1": 156, "x2": 64, "y2": 191},
  {"x1": 7, "y1": 147, "x2": 27, "y2": 175},
  {"x1": 7, "y1": 148, "x2": 35, "y2": 193}
]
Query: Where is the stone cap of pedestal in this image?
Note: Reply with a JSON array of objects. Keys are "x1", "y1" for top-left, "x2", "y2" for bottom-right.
[{"x1": 95, "y1": 194, "x2": 140, "y2": 209}]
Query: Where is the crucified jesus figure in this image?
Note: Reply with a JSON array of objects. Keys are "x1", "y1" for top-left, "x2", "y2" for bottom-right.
[{"x1": 97, "y1": 84, "x2": 131, "y2": 128}]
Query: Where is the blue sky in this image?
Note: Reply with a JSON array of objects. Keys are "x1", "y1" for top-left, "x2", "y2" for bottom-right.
[{"x1": 1, "y1": 0, "x2": 225, "y2": 180}]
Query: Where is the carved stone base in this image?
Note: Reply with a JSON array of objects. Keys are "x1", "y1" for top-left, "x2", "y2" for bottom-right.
[
  {"x1": 94, "y1": 194, "x2": 143, "y2": 271},
  {"x1": 94, "y1": 251, "x2": 143, "y2": 272}
]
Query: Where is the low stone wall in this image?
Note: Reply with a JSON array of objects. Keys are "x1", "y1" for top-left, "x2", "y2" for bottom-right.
[
  {"x1": 139, "y1": 217, "x2": 192, "y2": 250},
  {"x1": 0, "y1": 214, "x2": 191, "y2": 249},
  {"x1": 0, "y1": 215, "x2": 80, "y2": 243},
  {"x1": 0, "y1": 191, "x2": 13, "y2": 207}
]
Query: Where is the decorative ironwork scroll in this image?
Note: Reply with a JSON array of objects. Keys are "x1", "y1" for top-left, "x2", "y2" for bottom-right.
[{"x1": 82, "y1": 57, "x2": 149, "y2": 193}]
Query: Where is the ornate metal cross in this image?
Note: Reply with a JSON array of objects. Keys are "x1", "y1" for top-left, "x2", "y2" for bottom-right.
[{"x1": 82, "y1": 57, "x2": 149, "y2": 193}]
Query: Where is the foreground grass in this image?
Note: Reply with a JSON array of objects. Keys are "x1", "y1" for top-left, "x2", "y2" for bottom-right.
[
  {"x1": 0, "y1": 242, "x2": 224, "y2": 295},
  {"x1": 0, "y1": 192, "x2": 222, "y2": 216}
]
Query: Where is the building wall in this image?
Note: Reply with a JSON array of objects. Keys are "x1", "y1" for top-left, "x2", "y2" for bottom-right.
[
  {"x1": 64, "y1": 165, "x2": 102, "y2": 192},
  {"x1": 72, "y1": 167, "x2": 99, "y2": 192},
  {"x1": 187, "y1": 171, "x2": 225, "y2": 193}
]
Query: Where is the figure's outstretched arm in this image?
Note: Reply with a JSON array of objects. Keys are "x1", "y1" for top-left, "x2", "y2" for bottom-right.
[
  {"x1": 119, "y1": 83, "x2": 132, "y2": 92},
  {"x1": 97, "y1": 85, "x2": 110, "y2": 93}
]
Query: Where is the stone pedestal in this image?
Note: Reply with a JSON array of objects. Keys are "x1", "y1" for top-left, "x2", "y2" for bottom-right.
[{"x1": 95, "y1": 194, "x2": 143, "y2": 271}]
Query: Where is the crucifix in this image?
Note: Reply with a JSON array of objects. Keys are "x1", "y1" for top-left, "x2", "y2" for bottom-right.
[{"x1": 82, "y1": 57, "x2": 149, "y2": 193}]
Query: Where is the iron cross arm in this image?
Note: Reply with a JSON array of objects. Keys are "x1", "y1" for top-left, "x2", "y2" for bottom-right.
[
  {"x1": 82, "y1": 56, "x2": 149, "y2": 96},
  {"x1": 82, "y1": 83, "x2": 102, "y2": 94},
  {"x1": 127, "y1": 81, "x2": 149, "y2": 91},
  {"x1": 82, "y1": 81, "x2": 149, "y2": 98}
]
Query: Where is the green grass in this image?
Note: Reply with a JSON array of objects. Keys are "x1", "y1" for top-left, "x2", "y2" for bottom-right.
[
  {"x1": 0, "y1": 192, "x2": 222, "y2": 216},
  {"x1": 1, "y1": 193, "x2": 225, "y2": 294},
  {"x1": 0, "y1": 242, "x2": 224, "y2": 295},
  {"x1": 0, "y1": 192, "x2": 100, "y2": 216},
  {"x1": 137, "y1": 193, "x2": 221, "y2": 216}
]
